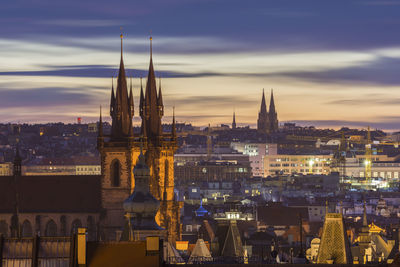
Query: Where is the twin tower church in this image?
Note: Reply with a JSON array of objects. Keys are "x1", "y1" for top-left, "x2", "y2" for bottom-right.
[{"x1": 97, "y1": 35, "x2": 182, "y2": 241}]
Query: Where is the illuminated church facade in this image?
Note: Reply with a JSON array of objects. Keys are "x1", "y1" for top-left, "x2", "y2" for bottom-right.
[
  {"x1": 0, "y1": 35, "x2": 182, "y2": 244},
  {"x1": 98, "y1": 35, "x2": 182, "y2": 242}
]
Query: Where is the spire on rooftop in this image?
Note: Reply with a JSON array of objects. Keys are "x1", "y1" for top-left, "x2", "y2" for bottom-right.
[{"x1": 110, "y1": 33, "x2": 132, "y2": 139}]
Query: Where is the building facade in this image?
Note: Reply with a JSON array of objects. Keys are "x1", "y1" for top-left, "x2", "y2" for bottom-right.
[
  {"x1": 264, "y1": 154, "x2": 332, "y2": 176},
  {"x1": 97, "y1": 35, "x2": 182, "y2": 242}
]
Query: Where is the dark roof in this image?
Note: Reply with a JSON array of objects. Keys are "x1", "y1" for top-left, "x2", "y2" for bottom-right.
[
  {"x1": 257, "y1": 205, "x2": 309, "y2": 226},
  {"x1": 0, "y1": 175, "x2": 101, "y2": 213}
]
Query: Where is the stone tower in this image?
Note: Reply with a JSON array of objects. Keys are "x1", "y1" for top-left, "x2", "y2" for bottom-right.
[
  {"x1": 97, "y1": 35, "x2": 182, "y2": 242},
  {"x1": 317, "y1": 213, "x2": 352, "y2": 264},
  {"x1": 257, "y1": 89, "x2": 269, "y2": 133}
]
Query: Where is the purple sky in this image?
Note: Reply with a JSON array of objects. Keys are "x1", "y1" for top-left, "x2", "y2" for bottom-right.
[{"x1": 1, "y1": 0, "x2": 400, "y2": 130}]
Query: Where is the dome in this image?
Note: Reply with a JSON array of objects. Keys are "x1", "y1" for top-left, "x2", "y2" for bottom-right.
[
  {"x1": 122, "y1": 149, "x2": 161, "y2": 230},
  {"x1": 123, "y1": 191, "x2": 159, "y2": 214}
]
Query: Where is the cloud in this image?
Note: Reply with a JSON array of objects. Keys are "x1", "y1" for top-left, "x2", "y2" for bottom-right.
[
  {"x1": 265, "y1": 56, "x2": 400, "y2": 86},
  {"x1": 167, "y1": 95, "x2": 256, "y2": 109},
  {"x1": 0, "y1": 87, "x2": 96, "y2": 108}
]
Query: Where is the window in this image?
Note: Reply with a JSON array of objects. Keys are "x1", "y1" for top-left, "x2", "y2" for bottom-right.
[
  {"x1": 111, "y1": 160, "x2": 120, "y2": 187},
  {"x1": 45, "y1": 220, "x2": 57, "y2": 236}
]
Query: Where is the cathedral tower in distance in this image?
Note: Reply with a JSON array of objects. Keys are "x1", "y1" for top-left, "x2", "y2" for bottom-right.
[
  {"x1": 97, "y1": 34, "x2": 182, "y2": 243},
  {"x1": 257, "y1": 89, "x2": 279, "y2": 134}
]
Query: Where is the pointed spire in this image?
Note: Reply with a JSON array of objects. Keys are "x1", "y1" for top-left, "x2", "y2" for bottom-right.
[
  {"x1": 232, "y1": 111, "x2": 236, "y2": 129},
  {"x1": 269, "y1": 89, "x2": 276, "y2": 113},
  {"x1": 157, "y1": 77, "x2": 164, "y2": 111},
  {"x1": 111, "y1": 32, "x2": 131, "y2": 138},
  {"x1": 110, "y1": 77, "x2": 115, "y2": 116},
  {"x1": 139, "y1": 76, "x2": 144, "y2": 117},
  {"x1": 144, "y1": 35, "x2": 162, "y2": 141},
  {"x1": 157, "y1": 77, "x2": 164, "y2": 108},
  {"x1": 141, "y1": 114, "x2": 147, "y2": 138},
  {"x1": 129, "y1": 77, "x2": 134, "y2": 117},
  {"x1": 260, "y1": 88, "x2": 267, "y2": 114},
  {"x1": 120, "y1": 32, "x2": 124, "y2": 61},
  {"x1": 150, "y1": 34, "x2": 153, "y2": 60},
  {"x1": 99, "y1": 105, "x2": 103, "y2": 137}
]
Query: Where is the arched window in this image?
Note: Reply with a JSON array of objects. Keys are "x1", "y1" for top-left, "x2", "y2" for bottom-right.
[
  {"x1": 164, "y1": 159, "x2": 169, "y2": 200},
  {"x1": 10, "y1": 214, "x2": 19, "y2": 237},
  {"x1": 22, "y1": 220, "x2": 33, "y2": 237},
  {"x1": 60, "y1": 216, "x2": 67, "y2": 236},
  {"x1": 35, "y1": 215, "x2": 41, "y2": 235},
  {"x1": 71, "y1": 219, "x2": 82, "y2": 235},
  {"x1": 45, "y1": 220, "x2": 57, "y2": 236},
  {"x1": 111, "y1": 160, "x2": 120, "y2": 187},
  {"x1": 0, "y1": 220, "x2": 8, "y2": 237}
]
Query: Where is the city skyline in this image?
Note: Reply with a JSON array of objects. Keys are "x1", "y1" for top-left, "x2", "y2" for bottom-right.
[{"x1": 1, "y1": 0, "x2": 400, "y2": 130}]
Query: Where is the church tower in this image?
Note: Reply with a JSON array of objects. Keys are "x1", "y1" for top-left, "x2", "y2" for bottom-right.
[
  {"x1": 257, "y1": 89, "x2": 269, "y2": 133},
  {"x1": 140, "y1": 36, "x2": 182, "y2": 243},
  {"x1": 268, "y1": 90, "x2": 278, "y2": 133},
  {"x1": 98, "y1": 35, "x2": 182, "y2": 243},
  {"x1": 97, "y1": 34, "x2": 139, "y2": 239}
]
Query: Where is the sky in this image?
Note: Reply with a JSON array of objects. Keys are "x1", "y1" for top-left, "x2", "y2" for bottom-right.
[{"x1": 1, "y1": 0, "x2": 400, "y2": 130}]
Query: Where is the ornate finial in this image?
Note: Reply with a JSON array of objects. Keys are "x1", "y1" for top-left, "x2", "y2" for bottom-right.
[
  {"x1": 149, "y1": 31, "x2": 153, "y2": 59},
  {"x1": 120, "y1": 28, "x2": 124, "y2": 58}
]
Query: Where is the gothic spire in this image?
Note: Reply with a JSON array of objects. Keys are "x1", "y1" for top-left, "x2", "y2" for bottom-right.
[
  {"x1": 257, "y1": 89, "x2": 269, "y2": 133},
  {"x1": 269, "y1": 89, "x2": 276, "y2": 114},
  {"x1": 139, "y1": 76, "x2": 144, "y2": 117},
  {"x1": 144, "y1": 35, "x2": 162, "y2": 141},
  {"x1": 111, "y1": 33, "x2": 132, "y2": 139},
  {"x1": 260, "y1": 88, "x2": 267, "y2": 114},
  {"x1": 129, "y1": 77, "x2": 134, "y2": 117},
  {"x1": 158, "y1": 77, "x2": 163, "y2": 107},
  {"x1": 110, "y1": 77, "x2": 115, "y2": 116},
  {"x1": 99, "y1": 105, "x2": 103, "y2": 137},
  {"x1": 232, "y1": 111, "x2": 236, "y2": 129}
]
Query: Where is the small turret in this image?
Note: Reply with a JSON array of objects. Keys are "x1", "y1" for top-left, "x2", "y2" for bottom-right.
[
  {"x1": 97, "y1": 106, "x2": 104, "y2": 150},
  {"x1": 157, "y1": 77, "x2": 164, "y2": 117},
  {"x1": 129, "y1": 77, "x2": 134, "y2": 118},
  {"x1": 139, "y1": 77, "x2": 144, "y2": 117},
  {"x1": 110, "y1": 77, "x2": 115, "y2": 116}
]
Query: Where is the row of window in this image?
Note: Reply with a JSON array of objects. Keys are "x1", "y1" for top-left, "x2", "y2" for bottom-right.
[{"x1": 270, "y1": 163, "x2": 329, "y2": 167}]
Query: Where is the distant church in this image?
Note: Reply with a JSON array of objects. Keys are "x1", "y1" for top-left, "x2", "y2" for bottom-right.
[
  {"x1": 257, "y1": 89, "x2": 278, "y2": 134},
  {"x1": 0, "y1": 35, "x2": 182, "y2": 243}
]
